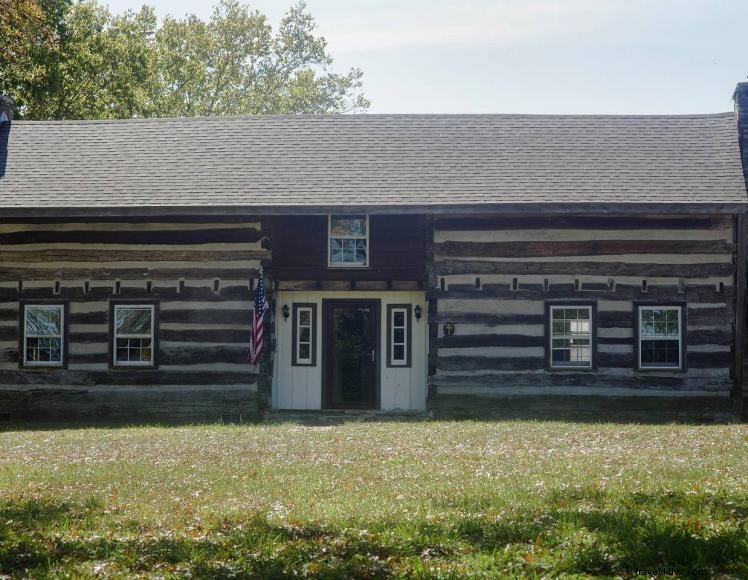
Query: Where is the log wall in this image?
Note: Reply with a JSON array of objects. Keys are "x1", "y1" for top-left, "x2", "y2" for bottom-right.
[
  {"x1": 0, "y1": 217, "x2": 269, "y2": 422},
  {"x1": 427, "y1": 214, "x2": 739, "y2": 417}
]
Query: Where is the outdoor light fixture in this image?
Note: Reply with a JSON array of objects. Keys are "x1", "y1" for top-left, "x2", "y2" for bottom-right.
[
  {"x1": 443, "y1": 322, "x2": 455, "y2": 336},
  {"x1": 414, "y1": 305, "x2": 422, "y2": 321},
  {"x1": 282, "y1": 304, "x2": 290, "y2": 320}
]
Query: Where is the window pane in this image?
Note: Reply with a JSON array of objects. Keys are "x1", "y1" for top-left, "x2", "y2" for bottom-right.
[
  {"x1": 342, "y1": 238, "x2": 355, "y2": 262},
  {"x1": 25, "y1": 306, "x2": 62, "y2": 336},
  {"x1": 330, "y1": 238, "x2": 343, "y2": 263},
  {"x1": 299, "y1": 310, "x2": 310, "y2": 326},
  {"x1": 393, "y1": 311, "x2": 405, "y2": 326},
  {"x1": 298, "y1": 343, "x2": 311, "y2": 361},
  {"x1": 550, "y1": 307, "x2": 591, "y2": 368},
  {"x1": 116, "y1": 308, "x2": 152, "y2": 335},
  {"x1": 552, "y1": 349, "x2": 570, "y2": 363},
  {"x1": 552, "y1": 320, "x2": 569, "y2": 335},
  {"x1": 393, "y1": 328, "x2": 405, "y2": 344},
  {"x1": 330, "y1": 217, "x2": 366, "y2": 237},
  {"x1": 116, "y1": 338, "x2": 152, "y2": 363},
  {"x1": 393, "y1": 344, "x2": 405, "y2": 361},
  {"x1": 299, "y1": 327, "x2": 310, "y2": 343},
  {"x1": 641, "y1": 339, "x2": 680, "y2": 367},
  {"x1": 355, "y1": 239, "x2": 367, "y2": 263}
]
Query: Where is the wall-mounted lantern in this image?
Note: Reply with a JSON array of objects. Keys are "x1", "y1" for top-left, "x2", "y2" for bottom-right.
[
  {"x1": 414, "y1": 305, "x2": 422, "y2": 321},
  {"x1": 443, "y1": 322, "x2": 455, "y2": 336},
  {"x1": 282, "y1": 304, "x2": 290, "y2": 320}
]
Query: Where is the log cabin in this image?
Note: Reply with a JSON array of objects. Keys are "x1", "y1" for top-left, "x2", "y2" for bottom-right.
[{"x1": 1, "y1": 83, "x2": 747, "y2": 423}]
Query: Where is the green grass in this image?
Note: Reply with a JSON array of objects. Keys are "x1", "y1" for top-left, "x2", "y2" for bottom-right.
[{"x1": 0, "y1": 421, "x2": 746, "y2": 578}]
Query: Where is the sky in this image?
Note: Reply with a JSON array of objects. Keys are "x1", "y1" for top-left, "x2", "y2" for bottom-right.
[{"x1": 104, "y1": 0, "x2": 748, "y2": 114}]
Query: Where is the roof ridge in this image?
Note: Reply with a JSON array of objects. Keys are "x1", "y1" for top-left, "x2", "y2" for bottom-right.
[{"x1": 8, "y1": 111, "x2": 737, "y2": 125}]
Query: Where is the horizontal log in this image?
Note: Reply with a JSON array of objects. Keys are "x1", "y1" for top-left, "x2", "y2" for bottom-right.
[
  {"x1": 431, "y1": 260, "x2": 734, "y2": 277},
  {"x1": 0, "y1": 267, "x2": 259, "y2": 281},
  {"x1": 160, "y1": 309, "x2": 252, "y2": 325},
  {"x1": 428, "y1": 394, "x2": 736, "y2": 421},
  {"x1": 431, "y1": 239, "x2": 735, "y2": 258},
  {"x1": 0, "y1": 249, "x2": 269, "y2": 263},
  {"x1": 597, "y1": 351, "x2": 733, "y2": 369},
  {"x1": 0, "y1": 227, "x2": 263, "y2": 245},
  {"x1": 0, "y1": 369, "x2": 259, "y2": 386},
  {"x1": 428, "y1": 284, "x2": 735, "y2": 302},
  {"x1": 430, "y1": 312, "x2": 545, "y2": 325},
  {"x1": 160, "y1": 329, "x2": 250, "y2": 343},
  {"x1": 431, "y1": 215, "x2": 732, "y2": 231},
  {"x1": 434, "y1": 355, "x2": 544, "y2": 371},
  {"x1": 436, "y1": 334, "x2": 544, "y2": 348},
  {"x1": 429, "y1": 372, "x2": 733, "y2": 391},
  {"x1": 159, "y1": 346, "x2": 250, "y2": 365},
  {"x1": 0, "y1": 385, "x2": 261, "y2": 423},
  {"x1": 0, "y1": 285, "x2": 254, "y2": 303}
]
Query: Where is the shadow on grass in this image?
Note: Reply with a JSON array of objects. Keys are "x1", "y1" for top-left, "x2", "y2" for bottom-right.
[{"x1": 1, "y1": 489, "x2": 746, "y2": 578}]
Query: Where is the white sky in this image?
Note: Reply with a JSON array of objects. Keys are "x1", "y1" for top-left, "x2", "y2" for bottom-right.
[{"x1": 104, "y1": 0, "x2": 748, "y2": 114}]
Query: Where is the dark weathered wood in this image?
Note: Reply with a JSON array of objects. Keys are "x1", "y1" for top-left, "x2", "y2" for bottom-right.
[
  {"x1": 734, "y1": 213, "x2": 746, "y2": 412},
  {"x1": 0, "y1": 386, "x2": 261, "y2": 423},
  {"x1": 0, "y1": 267, "x2": 259, "y2": 281},
  {"x1": 428, "y1": 394, "x2": 736, "y2": 421},
  {"x1": 430, "y1": 312, "x2": 545, "y2": 325},
  {"x1": 432, "y1": 239, "x2": 735, "y2": 257},
  {"x1": 434, "y1": 356, "x2": 544, "y2": 371},
  {"x1": 159, "y1": 309, "x2": 252, "y2": 325},
  {"x1": 428, "y1": 284, "x2": 736, "y2": 302},
  {"x1": 160, "y1": 328, "x2": 249, "y2": 343},
  {"x1": 0, "y1": 249, "x2": 268, "y2": 263},
  {"x1": 429, "y1": 372, "x2": 733, "y2": 391},
  {"x1": 0, "y1": 369, "x2": 257, "y2": 386},
  {"x1": 597, "y1": 351, "x2": 731, "y2": 369},
  {"x1": 0, "y1": 227, "x2": 263, "y2": 245},
  {"x1": 436, "y1": 334, "x2": 544, "y2": 348},
  {"x1": 159, "y1": 346, "x2": 251, "y2": 365},
  {"x1": 432, "y1": 214, "x2": 733, "y2": 231},
  {"x1": 431, "y1": 259, "x2": 734, "y2": 277},
  {"x1": 270, "y1": 214, "x2": 427, "y2": 282},
  {"x1": 0, "y1": 285, "x2": 253, "y2": 303}
]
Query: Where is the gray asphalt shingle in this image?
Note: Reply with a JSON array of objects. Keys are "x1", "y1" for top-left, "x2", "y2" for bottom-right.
[{"x1": 0, "y1": 113, "x2": 745, "y2": 209}]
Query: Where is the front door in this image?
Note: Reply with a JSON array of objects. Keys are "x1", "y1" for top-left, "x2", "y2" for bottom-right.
[{"x1": 323, "y1": 299, "x2": 379, "y2": 409}]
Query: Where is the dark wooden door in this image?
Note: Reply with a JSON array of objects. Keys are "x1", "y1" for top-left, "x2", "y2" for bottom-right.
[{"x1": 323, "y1": 299, "x2": 379, "y2": 409}]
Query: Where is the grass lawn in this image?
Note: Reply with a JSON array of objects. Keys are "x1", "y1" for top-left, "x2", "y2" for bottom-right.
[{"x1": 0, "y1": 421, "x2": 746, "y2": 578}]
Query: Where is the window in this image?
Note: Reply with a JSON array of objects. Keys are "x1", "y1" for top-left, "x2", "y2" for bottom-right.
[
  {"x1": 112, "y1": 304, "x2": 156, "y2": 367},
  {"x1": 549, "y1": 305, "x2": 593, "y2": 368},
  {"x1": 292, "y1": 303, "x2": 317, "y2": 366},
  {"x1": 387, "y1": 304, "x2": 411, "y2": 367},
  {"x1": 22, "y1": 304, "x2": 65, "y2": 366},
  {"x1": 328, "y1": 215, "x2": 368, "y2": 267},
  {"x1": 637, "y1": 305, "x2": 683, "y2": 369}
]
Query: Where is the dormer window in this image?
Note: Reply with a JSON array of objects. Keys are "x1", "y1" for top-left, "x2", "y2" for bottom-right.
[{"x1": 328, "y1": 215, "x2": 368, "y2": 267}]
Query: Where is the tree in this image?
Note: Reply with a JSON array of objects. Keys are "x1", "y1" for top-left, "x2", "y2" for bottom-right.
[
  {"x1": 0, "y1": 0, "x2": 71, "y2": 117},
  {"x1": 0, "y1": 0, "x2": 369, "y2": 119}
]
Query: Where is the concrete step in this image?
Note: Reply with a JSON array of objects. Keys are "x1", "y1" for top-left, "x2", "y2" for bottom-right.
[{"x1": 264, "y1": 409, "x2": 427, "y2": 425}]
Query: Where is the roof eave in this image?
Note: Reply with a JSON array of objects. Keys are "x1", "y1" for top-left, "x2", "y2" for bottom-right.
[{"x1": 1, "y1": 201, "x2": 747, "y2": 218}]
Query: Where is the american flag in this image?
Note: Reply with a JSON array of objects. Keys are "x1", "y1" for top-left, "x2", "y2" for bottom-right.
[{"x1": 248, "y1": 266, "x2": 269, "y2": 365}]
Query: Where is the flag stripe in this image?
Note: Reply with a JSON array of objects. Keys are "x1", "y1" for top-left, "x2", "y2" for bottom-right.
[{"x1": 248, "y1": 266, "x2": 268, "y2": 364}]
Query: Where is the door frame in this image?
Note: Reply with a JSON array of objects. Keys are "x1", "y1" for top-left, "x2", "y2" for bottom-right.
[{"x1": 321, "y1": 298, "x2": 381, "y2": 409}]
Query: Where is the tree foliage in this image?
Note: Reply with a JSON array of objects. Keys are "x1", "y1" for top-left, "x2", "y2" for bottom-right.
[{"x1": 0, "y1": 0, "x2": 369, "y2": 119}]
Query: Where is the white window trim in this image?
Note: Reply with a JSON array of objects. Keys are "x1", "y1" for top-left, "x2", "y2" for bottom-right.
[
  {"x1": 327, "y1": 214, "x2": 369, "y2": 268},
  {"x1": 295, "y1": 306, "x2": 314, "y2": 365},
  {"x1": 389, "y1": 306, "x2": 409, "y2": 367},
  {"x1": 549, "y1": 305, "x2": 593, "y2": 369},
  {"x1": 23, "y1": 304, "x2": 64, "y2": 367},
  {"x1": 113, "y1": 304, "x2": 155, "y2": 367},
  {"x1": 638, "y1": 305, "x2": 683, "y2": 370}
]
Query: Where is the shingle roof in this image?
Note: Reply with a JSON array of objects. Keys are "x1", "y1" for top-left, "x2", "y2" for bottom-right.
[{"x1": 0, "y1": 112, "x2": 746, "y2": 212}]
